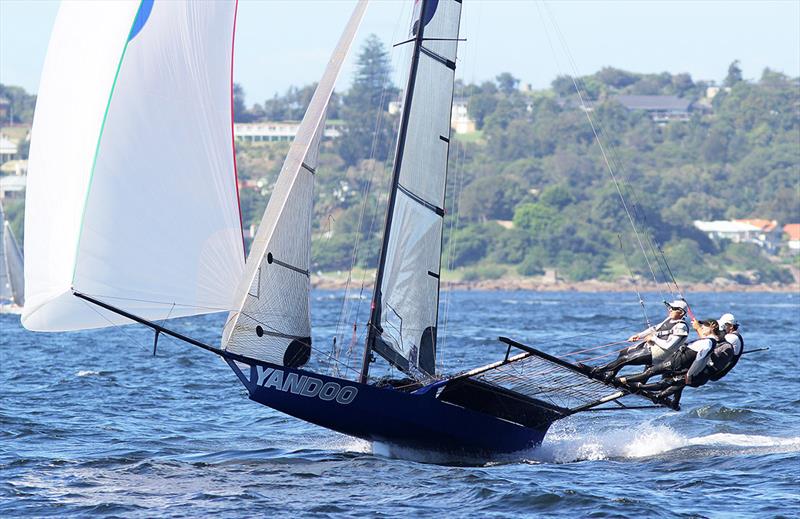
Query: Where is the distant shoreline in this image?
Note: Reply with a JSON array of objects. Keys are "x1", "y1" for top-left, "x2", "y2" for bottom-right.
[{"x1": 311, "y1": 275, "x2": 800, "y2": 293}]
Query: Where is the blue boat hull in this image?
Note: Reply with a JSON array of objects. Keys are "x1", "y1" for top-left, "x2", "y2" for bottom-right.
[{"x1": 226, "y1": 359, "x2": 553, "y2": 456}]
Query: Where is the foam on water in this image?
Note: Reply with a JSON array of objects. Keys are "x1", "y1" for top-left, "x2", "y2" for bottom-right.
[
  {"x1": 76, "y1": 370, "x2": 101, "y2": 377},
  {"x1": 532, "y1": 423, "x2": 800, "y2": 463}
]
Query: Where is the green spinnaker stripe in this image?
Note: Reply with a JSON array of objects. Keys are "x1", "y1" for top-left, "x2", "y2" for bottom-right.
[{"x1": 71, "y1": 2, "x2": 144, "y2": 284}]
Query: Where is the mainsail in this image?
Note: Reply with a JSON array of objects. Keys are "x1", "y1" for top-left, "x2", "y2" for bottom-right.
[
  {"x1": 0, "y1": 204, "x2": 24, "y2": 306},
  {"x1": 22, "y1": 1, "x2": 243, "y2": 331},
  {"x1": 366, "y1": 0, "x2": 462, "y2": 378},
  {"x1": 221, "y1": 0, "x2": 368, "y2": 367}
]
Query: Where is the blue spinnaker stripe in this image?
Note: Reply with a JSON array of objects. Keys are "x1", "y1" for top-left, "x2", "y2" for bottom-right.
[{"x1": 128, "y1": 0, "x2": 154, "y2": 41}]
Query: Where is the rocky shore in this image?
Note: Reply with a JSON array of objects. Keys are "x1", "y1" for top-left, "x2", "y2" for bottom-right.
[{"x1": 311, "y1": 274, "x2": 800, "y2": 293}]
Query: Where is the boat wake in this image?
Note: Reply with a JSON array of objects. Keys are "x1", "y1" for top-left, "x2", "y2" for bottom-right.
[
  {"x1": 532, "y1": 424, "x2": 800, "y2": 464},
  {"x1": 322, "y1": 424, "x2": 800, "y2": 467}
]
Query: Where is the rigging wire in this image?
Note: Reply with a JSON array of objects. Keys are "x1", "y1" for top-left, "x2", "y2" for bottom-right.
[
  {"x1": 605, "y1": 145, "x2": 677, "y2": 298},
  {"x1": 439, "y1": 0, "x2": 484, "y2": 373},
  {"x1": 602, "y1": 151, "x2": 671, "y2": 299},
  {"x1": 332, "y1": 4, "x2": 411, "y2": 374},
  {"x1": 537, "y1": 1, "x2": 663, "y2": 293},
  {"x1": 536, "y1": 1, "x2": 691, "y2": 311},
  {"x1": 618, "y1": 234, "x2": 651, "y2": 328}
]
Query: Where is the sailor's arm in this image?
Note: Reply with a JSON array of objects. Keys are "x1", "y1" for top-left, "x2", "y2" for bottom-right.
[
  {"x1": 686, "y1": 339, "x2": 714, "y2": 382},
  {"x1": 650, "y1": 332, "x2": 686, "y2": 351},
  {"x1": 628, "y1": 318, "x2": 667, "y2": 342},
  {"x1": 691, "y1": 319, "x2": 702, "y2": 335}
]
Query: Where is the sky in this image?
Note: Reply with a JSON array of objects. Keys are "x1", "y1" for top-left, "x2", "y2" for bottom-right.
[{"x1": 1, "y1": 0, "x2": 799, "y2": 106}]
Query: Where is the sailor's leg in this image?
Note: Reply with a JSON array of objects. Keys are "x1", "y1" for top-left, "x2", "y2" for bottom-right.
[
  {"x1": 656, "y1": 379, "x2": 686, "y2": 399},
  {"x1": 591, "y1": 344, "x2": 643, "y2": 373},
  {"x1": 636, "y1": 377, "x2": 677, "y2": 391},
  {"x1": 618, "y1": 358, "x2": 673, "y2": 385},
  {"x1": 594, "y1": 346, "x2": 652, "y2": 380},
  {"x1": 671, "y1": 387, "x2": 685, "y2": 406},
  {"x1": 608, "y1": 349, "x2": 653, "y2": 379}
]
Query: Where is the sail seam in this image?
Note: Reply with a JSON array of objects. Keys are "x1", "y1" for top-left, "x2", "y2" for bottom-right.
[
  {"x1": 398, "y1": 184, "x2": 445, "y2": 217},
  {"x1": 419, "y1": 46, "x2": 456, "y2": 70},
  {"x1": 71, "y1": 2, "x2": 143, "y2": 284}
]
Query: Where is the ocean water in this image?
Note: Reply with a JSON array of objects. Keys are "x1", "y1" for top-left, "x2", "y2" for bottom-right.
[{"x1": 1, "y1": 290, "x2": 798, "y2": 518}]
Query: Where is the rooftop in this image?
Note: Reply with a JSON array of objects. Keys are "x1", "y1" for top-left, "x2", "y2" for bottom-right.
[
  {"x1": 784, "y1": 223, "x2": 800, "y2": 241},
  {"x1": 735, "y1": 218, "x2": 778, "y2": 233},
  {"x1": 613, "y1": 95, "x2": 692, "y2": 112},
  {"x1": 693, "y1": 220, "x2": 760, "y2": 233}
]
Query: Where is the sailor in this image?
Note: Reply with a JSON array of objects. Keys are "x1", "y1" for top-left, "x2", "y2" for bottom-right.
[
  {"x1": 621, "y1": 317, "x2": 742, "y2": 409},
  {"x1": 706, "y1": 313, "x2": 744, "y2": 381},
  {"x1": 590, "y1": 300, "x2": 690, "y2": 382},
  {"x1": 618, "y1": 319, "x2": 719, "y2": 400}
]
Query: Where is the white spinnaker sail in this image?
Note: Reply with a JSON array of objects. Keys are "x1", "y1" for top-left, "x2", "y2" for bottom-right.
[
  {"x1": 22, "y1": 0, "x2": 244, "y2": 331},
  {"x1": 222, "y1": 0, "x2": 368, "y2": 367},
  {"x1": 376, "y1": 0, "x2": 461, "y2": 375}
]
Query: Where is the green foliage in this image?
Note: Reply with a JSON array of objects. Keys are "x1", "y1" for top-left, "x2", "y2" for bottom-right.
[
  {"x1": 232, "y1": 83, "x2": 253, "y2": 123},
  {"x1": 446, "y1": 224, "x2": 495, "y2": 267},
  {"x1": 461, "y1": 175, "x2": 529, "y2": 221},
  {"x1": 0, "y1": 84, "x2": 36, "y2": 124},
  {"x1": 339, "y1": 34, "x2": 398, "y2": 165},
  {"x1": 721, "y1": 243, "x2": 794, "y2": 283},
  {"x1": 460, "y1": 264, "x2": 506, "y2": 281},
  {"x1": 517, "y1": 252, "x2": 544, "y2": 276},
  {"x1": 513, "y1": 203, "x2": 561, "y2": 237},
  {"x1": 6, "y1": 60, "x2": 796, "y2": 283},
  {"x1": 662, "y1": 239, "x2": 718, "y2": 282},
  {"x1": 312, "y1": 234, "x2": 355, "y2": 271},
  {"x1": 488, "y1": 228, "x2": 529, "y2": 264},
  {"x1": 2, "y1": 198, "x2": 24, "y2": 244},
  {"x1": 724, "y1": 60, "x2": 743, "y2": 87}
]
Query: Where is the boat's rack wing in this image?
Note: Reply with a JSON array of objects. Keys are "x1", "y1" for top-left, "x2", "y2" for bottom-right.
[{"x1": 450, "y1": 337, "x2": 673, "y2": 415}]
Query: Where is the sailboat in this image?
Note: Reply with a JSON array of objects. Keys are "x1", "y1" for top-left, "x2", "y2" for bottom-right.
[
  {"x1": 0, "y1": 202, "x2": 24, "y2": 313},
  {"x1": 23, "y1": 0, "x2": 672, "y2": 457}
]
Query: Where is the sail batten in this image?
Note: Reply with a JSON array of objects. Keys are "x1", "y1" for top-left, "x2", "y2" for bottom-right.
[
  {"x1": 365, "y1": 0, "x2": 462, "y2": 379},
  {"x1": 222, "y1": 0, "x2": 368, "y2": 367}
]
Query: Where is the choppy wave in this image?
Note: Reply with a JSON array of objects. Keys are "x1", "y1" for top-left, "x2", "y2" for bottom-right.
[{"x1": 3, "y1": 290, "x2": 799, "y2": 517}]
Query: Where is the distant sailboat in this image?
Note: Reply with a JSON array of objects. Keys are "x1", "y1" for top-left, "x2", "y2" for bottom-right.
[
  {"x1": 24, "y1": 0, "x2": 671, "y2": 457},
  {"x1": 0, "y1": 202, "x2": 24, "y2": 313}
]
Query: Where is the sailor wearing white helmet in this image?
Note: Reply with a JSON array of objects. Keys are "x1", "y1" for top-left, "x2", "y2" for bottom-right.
[
  {"x1": 704, "y1": 313, "x2": 744, "y2": 381},
  {"x1": 588, "y1": 300, "x2": 690, "y2": 382}
]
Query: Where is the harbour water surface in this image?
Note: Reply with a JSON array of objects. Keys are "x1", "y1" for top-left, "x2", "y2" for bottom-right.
[{"x1": 1, "y1": 290, "x2": 798, "y2": 517}]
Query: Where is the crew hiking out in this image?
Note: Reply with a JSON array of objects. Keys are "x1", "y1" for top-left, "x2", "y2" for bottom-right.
[{"x1": 588, "y1": 300, "x2": 690, "y2": 382}]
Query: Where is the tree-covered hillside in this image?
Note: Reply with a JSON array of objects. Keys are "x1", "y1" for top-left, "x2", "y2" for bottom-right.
[
  {"x1": 3, "y1": 37, "x2": 798, "y2": 285},
  {"x1": 233, "y1": 37, "x2": 798, "y2": 284}
]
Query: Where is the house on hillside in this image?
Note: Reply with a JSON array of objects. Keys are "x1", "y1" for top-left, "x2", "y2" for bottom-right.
[
  {"x1": 784, "y1": 223, "x2": 800, "y2": 254},
  {"x1": 0, "y1": 135, "x2": 18, "y2": 162},
  {"x1": 0, "y1": 159, "x2": 27, "y2": 176},
  {"x1": 388, "y1": 98, "x2": 476, "y2": 134},
  {"x1": 451, "y1": 97, "x2": 476, "y2": 134},
  {"x1": 0, "y1": 174, "x2": 26, "y2": 200},
  {"x1": 613, "y1": 95, "x2": 692, "y2": 123},
  {"x1": 693, "y1": 219, "x2": 782, "y2": 253},
  {"x1": 233, "y1": 122, "x2": 342, "y2": 143}
]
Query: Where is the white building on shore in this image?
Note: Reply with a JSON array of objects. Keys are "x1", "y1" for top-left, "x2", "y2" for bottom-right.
[
  {"x1": 234, "y1": 122, "x2": 342, "y2": 143},
  {"x1": 693, "y1": 219, "x2": 781, "y2": 252}
]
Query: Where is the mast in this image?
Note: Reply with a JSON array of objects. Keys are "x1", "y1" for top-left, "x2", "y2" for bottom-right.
[{"x1": 361, "y1": 0, "x2": 431, "y2": 384}]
